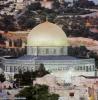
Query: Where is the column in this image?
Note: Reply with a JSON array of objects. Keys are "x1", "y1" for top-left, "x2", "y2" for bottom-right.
[
  {"x1": 14, "y1": 66, "x2": 16, "y2": 72},
  {"x1": 5, "y1": 66, "x2": 7, "y2": 72},
  {"x1": 6, "y1": 66, "x2": 8, "y2": 72},
  {"x1": 93, "y1": 65, "x2": 95, "y2": 71},
  {"x1": 85, "y1": 66, "x2": 86, "y2": 72}
]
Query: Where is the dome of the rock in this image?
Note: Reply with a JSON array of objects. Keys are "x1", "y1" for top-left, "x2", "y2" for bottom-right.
[{"x1": 27, "y1": 22, "x2": 68, "y2": 46}]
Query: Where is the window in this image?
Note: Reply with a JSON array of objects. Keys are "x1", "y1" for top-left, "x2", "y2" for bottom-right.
[
  {"x1": 80, "y1": 66, "x2": 82, "y2": 70},
  {"x1": 32, "y1": 48, "x2": 33, "y2": 54},
  {"x1": 89, "y1": 66, "x2": 92, "y2": 71},
  {"x1": 37, "y1": 48, "x2": 40, "y2": 55},
  {"x1": 61, "y1": 48, "x2": 64, "y2": 54},
  {"x1": 86, "y1": 66, "x2": 88, "y2": 72},
  {"x1": 14, "y1": 66, "x2": 16, "y2": 72},
  {"x1": 46, "y1": 49, "x2": 49, "y2": 54},
  {"x1": 53, "y1": 49, "x2": 56, "y2": 54},
  {"x1": 10, "y1": 66, "x2": 13, "y2": 72},
  {"x1": 93, "y1": 65, "x2": 95, "y2": 71},
  {"x1": 7, "y1": 66, "x2": 10, "y2": 72}
]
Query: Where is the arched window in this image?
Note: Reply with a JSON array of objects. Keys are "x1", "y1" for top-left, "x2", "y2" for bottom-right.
[
  {"x1": 53, "y1": 49, "x2": 56, "y2": 54},
  {"x1": 92, "y1": 65, "x2": 95, "y2": 71},
  {"x1": 37, "y1": 48, "x2": 40, "y2": 55},
  {"x1": 46, "y1": 49, "x2": 49, "y2": 54},
  {"x1": 6, "y1": 66, "x2": 7, "y2": 72},
  {"x1": 80, "y1": 66, "x2": 82, "y2": 70},
  {"x1": 82, "y1": 66, "x2": 85, "y2": 71},
  {"x1": 10, "y1": 66, "x2": 13, "y2": 72},
  {"x1": 88, "y1": 66, "x2": 91, "y2": 72},
  {"x1": 89, "y1": 66, "x2": 92, "y2": 71},
  {"x1": 14, "y1": 66, "x2": 16, "y2": 72},
  {"x1": 60, "y1": 48, "x2": 64, "y2": 54},
  {"x1": 86, "y1": 66, "x2": 88, "y2": 72}
]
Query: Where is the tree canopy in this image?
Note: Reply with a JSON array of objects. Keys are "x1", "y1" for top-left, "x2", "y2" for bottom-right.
[
  {"x1": 16, "y1": 84, "x2": 59, "y2": 100},
  {"x1": 0, "y1": 74, "x2": 5, "y2": 83},
  {"x1": 14, "y1": 64, "x2": 49, "y2": 86}
]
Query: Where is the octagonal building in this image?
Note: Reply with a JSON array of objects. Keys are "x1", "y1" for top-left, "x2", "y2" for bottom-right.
[
  {"x1": 27, "y1": 21, "x2": 68, "y2": 56},
  {"x1": 1, "y1": 22, "x2": 96, "y2": 82}
]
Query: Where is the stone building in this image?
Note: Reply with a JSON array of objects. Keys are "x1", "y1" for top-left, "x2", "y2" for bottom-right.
[{"x1": 0, "y1": 22, "x2": 96, "y2": 82}]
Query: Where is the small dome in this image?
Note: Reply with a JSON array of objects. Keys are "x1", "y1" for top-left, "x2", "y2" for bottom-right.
[{"x1": 27, "y1": 22, "x2": 68, "y2": 46}]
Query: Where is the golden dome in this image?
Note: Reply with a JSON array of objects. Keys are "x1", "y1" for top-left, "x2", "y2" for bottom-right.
[{"x1": 27, "y1": 22, "x2": 68, "y2": 46}]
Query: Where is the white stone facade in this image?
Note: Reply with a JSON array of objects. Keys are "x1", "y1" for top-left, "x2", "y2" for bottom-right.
[
  {"x1": 0, "y1": 22, "x2": 96, "y2": 82},
  {"x1": 1, "y1": 56, "x2": 96, "y2": 81}
]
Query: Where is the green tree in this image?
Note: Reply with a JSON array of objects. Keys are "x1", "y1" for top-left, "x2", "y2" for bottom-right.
[
  {"x1": 16, "y1": 84, "x2": 59, "y2": 100},
  {"x1": 27, "y1": 2, "x2": 41, "y2": 11},
  {"x1": 1, "y1": 15, "x2": 17, "y2": 31},
  {"x1": 14, "y1": 66, "x2": 49, "y2": 86},
  {"x1": 35, "y1": 63, "x2": 49, "y2": 77},
  {"x1": 24, "y1": 18, "x2": 36, "y2": 29},
  {"x1": 0, "y1": 74, "x2": 5, "y2": 83},
  {"x1": 14, "y1": 70, "x2": 34, "y2": 86}
]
